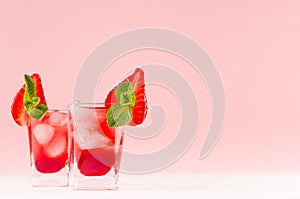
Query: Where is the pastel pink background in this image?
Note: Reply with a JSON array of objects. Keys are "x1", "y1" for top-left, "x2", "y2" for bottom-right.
[{"x1": 1, "y1": 0, "x2": 299, "y2": 173}]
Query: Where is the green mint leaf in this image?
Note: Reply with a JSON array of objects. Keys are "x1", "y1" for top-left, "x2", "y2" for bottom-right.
[
  {"x1": 26, "y1": 104, "x2": 48, "y2": 120},
  {"x1": 119, "y1": 92, "x2": 136, "y2": 106},
  {"x1": 130, "y1": 93, "x2": 136, "y2": 106},
  {"x1": 32, "y1": 96, "x2": 40, "y2": 106},
  {"x1": 24, "y1": 74, "x2": 36, "y2": 102},
  {"x1": 23, "y1": 74, "x2": 48, "y2": 121},
  {"x1": 115, "y1": 82, "x2": 134, "y2": 99},
  {"x1": 106, "y1": 82, "x2": 136, "y2": 127},
  {"x1": 24, "y1": 100, "x2": 34, "y2": 109},
  {"x1": 114, "y1": 82, "x2": 136, "y2": 106},
  {"x1": 106, "y1": 103, "x2": 132, "y2": 127}
]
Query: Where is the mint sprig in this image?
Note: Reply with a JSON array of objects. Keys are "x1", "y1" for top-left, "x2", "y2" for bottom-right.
[
  {"x1": 106, "y1": 82, "x2": 136, "y2": 127},
  {"x1": 106, "y1": 103, "x2": 132, "y2": 127},
  {"x1": 115, "y1": 82, "x2": 136, "y2": 106},
  {"x1": 24, "y1": 74, "x2": 48, "y2": 120}
]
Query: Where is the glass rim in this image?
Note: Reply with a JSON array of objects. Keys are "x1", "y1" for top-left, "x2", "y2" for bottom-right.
[
  {"x1": 72, "y1": 102, "x2": 107, "y2": 109},
  {"x1": 47, "y1": 108, "x2": 68, "y2": 112},
  {"x1": 25, "y1": 109, "x2": 68, "y2": 122}
]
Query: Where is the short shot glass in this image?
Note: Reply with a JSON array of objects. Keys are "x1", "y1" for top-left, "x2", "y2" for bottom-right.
[
  {"x1": 69, "y1": 103, "x2": 124, "y2": 190},
  {"x1": 26, "y1": 109, "x2": 70, "y2": 187}
]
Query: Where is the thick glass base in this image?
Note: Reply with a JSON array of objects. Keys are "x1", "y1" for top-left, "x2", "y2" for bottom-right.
[
  {"x1": 31, "y1": 164, "x2": 69, "y2": 187},
  {"x1": 72, "y1": 166, "x2": 119, "y2": 190}
]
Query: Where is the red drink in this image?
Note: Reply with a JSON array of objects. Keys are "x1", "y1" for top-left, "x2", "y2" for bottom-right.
[
  {"x1": 70, "y1": 103, "x2": 124, "y2": 190},
  {"x1": 27, "y1": 110, "x2": 70, "y2": 186}
]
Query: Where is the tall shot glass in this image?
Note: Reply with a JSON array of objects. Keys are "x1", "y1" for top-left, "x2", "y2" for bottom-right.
[
  {"x1": 69, "y1": 103, "x2": 124, "y2": 190},
  {"x1": 26, "y1": 110, "x2": 70, "y2": 187}
]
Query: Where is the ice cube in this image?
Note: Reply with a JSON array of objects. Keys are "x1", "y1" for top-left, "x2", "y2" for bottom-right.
[
  {"x1": 47, "y1": 112, "x2": 68, "y2": 126},
  {"x1": 75, "y1": 129, "x2": 110, "y2": 150},
  {"x1": 45, "y1": 134, "x2": 67, "y2": 158},
  {"x1": 33, "y1": 124, "x2": 55, "y2": 145},
  {"x1": 72, "y1": 107, "x2": 110, "y2": 149},
  {"x1": 72, "y1": 108, "x2": 99, "y2": 130}
]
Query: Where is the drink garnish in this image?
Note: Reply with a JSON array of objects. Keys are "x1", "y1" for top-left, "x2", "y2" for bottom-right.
[
  {"x1": 105, "y1": 68, "x2": 147, "y2": 127},
  {"x1": 106, "y1": 82, "x2": 135, "y2": 127},
  {"x1": 23, "y1": 74, "x2": 48, "y2": 120},
  {"x1": 11, "y1": 73, "x2": 48, "y2": 126}
]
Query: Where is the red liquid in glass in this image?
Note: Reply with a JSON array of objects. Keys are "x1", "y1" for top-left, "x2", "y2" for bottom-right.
[
  {"x1": 73, "y1": 108, "x2": 123, "y2": 176},
  {"x1": 27, "y1": 111, "x2": 69, "y2": 173}
]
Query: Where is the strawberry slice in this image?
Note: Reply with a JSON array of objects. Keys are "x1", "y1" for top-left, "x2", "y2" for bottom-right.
[
  {"x1": 11, "y1": 73, "x2": 47, "y2": 126},
  {"x1": 105, "y1": 68, "x2": 147, "y2": 126}
]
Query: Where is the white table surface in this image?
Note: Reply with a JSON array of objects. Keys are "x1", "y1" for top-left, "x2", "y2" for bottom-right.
[{"x1": 1, "y1": 171, "x2": 300, "y2": 199}]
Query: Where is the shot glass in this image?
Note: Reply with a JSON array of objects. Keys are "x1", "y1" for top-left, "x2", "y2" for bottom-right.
[
  {"x1": 69, "y1": 103, "x2": 124, "y2": 190},
  {"x1": 26, "y1": 109, "x2": 70, "y2": 187}
]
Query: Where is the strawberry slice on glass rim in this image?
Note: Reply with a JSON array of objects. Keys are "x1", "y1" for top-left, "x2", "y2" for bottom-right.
[
  {"x1": 105, "y1": 68, "x2": 148, "y2": 128},
  {"x1": 11, "y1": 73, "x2": 48, "y2": 126}
]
